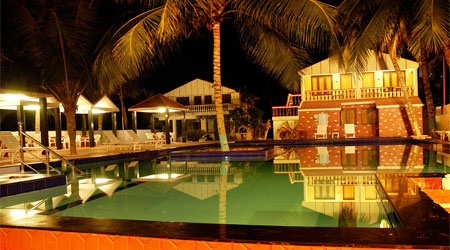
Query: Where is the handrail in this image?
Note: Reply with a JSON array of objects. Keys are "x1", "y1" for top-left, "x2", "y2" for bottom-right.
[{"x1": 18, "y1": 123, "x2": 85, "y2": 175}]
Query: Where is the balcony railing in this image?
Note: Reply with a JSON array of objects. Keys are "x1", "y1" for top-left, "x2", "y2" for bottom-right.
[
  {"x1": 272, "y1": 106, "x2": 298, "y2": 117},
  {"x1": 361, "y1": 86, "x2": 413, "y2": 98},
  {"x1": 186, "y1": 103, "x2": 231, "y2": 113},
  {"x1": 286, "y1": 94, "x2": 302, "y2": 106},
  {"x1": 304, "y1": 89, "x2": 356, "y2": 101},
  {"x1": 303, "y1": 86, "x2": 414, "y2": 101}
]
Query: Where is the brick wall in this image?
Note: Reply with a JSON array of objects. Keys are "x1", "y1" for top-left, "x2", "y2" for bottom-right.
[
  {"x1": 378, "y1": 107, "x2": 423, "y2": 137},
  {"x1": 298, "y1": 110, "x2": 340, "y2": 139}
]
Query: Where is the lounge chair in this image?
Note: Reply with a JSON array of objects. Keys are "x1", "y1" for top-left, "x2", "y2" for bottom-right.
[
  {"x1": 436, "y1": 131, "x2": 450, "y2": 141},
  {"x1": 127, "y1": 130, "x2": 154, "y2": 145},
  {"x1": 101, "y1": 131, "x2": 136, "y2": 151},
  {"x1": 314, "y1": 124, "x2": 327, "y2": 139},
  {"x1": 0, "y1": 131, "x2": 43, "y2": 163},
  {"x1": 344, "y1": 124, "x2": 356, "y2": 138}
]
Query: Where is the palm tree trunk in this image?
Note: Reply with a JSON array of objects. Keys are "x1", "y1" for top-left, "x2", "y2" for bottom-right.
[
  {"x1": 419, "y1": 42, "x2": 437, "y2": 132},
  {"x1": 212, "y1": 22, "x2": 230, "y2": 151},
  {"x1": 120, "y1": 84, "x2": 127, "y2": 130},
  {"x1": 444, "y1": 41, "x2": 450, "y2": 66},
  {"x1": 64, "y1": 105, "x2": 77, "y2": 155},
  {"x1": 389, "y1": 38, "x2": 422, "y2": 136}
]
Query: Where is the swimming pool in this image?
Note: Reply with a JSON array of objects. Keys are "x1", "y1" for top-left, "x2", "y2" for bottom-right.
[{"x1": 1, "y1": 143, "x2": 449, "y2": 248}]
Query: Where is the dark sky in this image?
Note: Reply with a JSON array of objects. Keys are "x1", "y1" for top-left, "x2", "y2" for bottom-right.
[{"x1": 132, "y1": 21, "x2": 291, "y2": 119}]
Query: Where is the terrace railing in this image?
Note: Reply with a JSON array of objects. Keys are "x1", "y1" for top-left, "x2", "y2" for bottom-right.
[
  {"x1": 186, "y1": 103, "x2": 231, "y2": 113},
  {"x1": 304, "y1": 89, "x2": 356, "y2": 101},
  {"x1": 286, "y1": 94, "x2": 302, "y2": 106},
  {"x1": 272, "y1": 106, "x2": 298, "y2": 117},
  {"x1": 360, "y1": 86, "x2": 413, "y2": 98},
  {"x1": 303, "y1": 86, "x2": 414, "y2": 101}
]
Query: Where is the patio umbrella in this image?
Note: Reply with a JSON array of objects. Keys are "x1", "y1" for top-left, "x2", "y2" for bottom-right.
[{"x1": 128, "y1": 94, "x2": 188, "y2": 144}]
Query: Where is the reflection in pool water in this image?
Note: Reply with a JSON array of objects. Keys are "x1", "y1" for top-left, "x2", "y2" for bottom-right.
[{"x1": 1, "y1": 144, "x2": 448, "y2": 228}]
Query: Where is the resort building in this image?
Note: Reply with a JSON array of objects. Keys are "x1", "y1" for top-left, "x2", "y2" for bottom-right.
[
  {"x1": 272, "y1": 52, "x2": 424, "y2": 139},
  {"x1": 157, "y1": 78, "x2": 241, "y2": 140}
]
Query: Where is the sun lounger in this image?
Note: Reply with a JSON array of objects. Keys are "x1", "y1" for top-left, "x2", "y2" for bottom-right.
[
  {"x1": 101, "y1": 131, "x2": 136, "y2": 151},
  {"x1": 126, "y1": 130, "x2": 154, "y2": 146}
]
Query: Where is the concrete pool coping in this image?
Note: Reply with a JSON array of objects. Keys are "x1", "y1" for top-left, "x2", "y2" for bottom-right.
[{"x1": 1, "y1": 138, "x2": 449, "y2": 248}]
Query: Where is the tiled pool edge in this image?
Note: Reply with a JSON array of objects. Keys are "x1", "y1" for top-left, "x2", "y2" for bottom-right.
[{"x1": 0, "y1": 227, "x2": 442, "y2": 250}]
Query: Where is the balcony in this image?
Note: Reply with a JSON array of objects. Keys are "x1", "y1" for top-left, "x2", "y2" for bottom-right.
[
  {"x1": 272, "y1": 106, "x2": 298, "y2": 117},
  {"x1": 303, "y1": 86, "x2": 413, "y2": 101}
]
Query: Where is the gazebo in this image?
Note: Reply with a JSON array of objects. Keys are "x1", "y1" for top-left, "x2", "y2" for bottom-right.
[
  {"x1": 93, "y1": 95, "x2": 120, "y2": 136},
  {"x1": 128, "y1": 94, "x2": 187, "y2": 144},
  {"x1": 0, "y1": 89, "x2": 61, "y2": 148}
]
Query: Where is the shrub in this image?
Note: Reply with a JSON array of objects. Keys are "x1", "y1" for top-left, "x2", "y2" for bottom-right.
[{"x1": 183, "y1": 129, "x2": 206, "y2": 141}]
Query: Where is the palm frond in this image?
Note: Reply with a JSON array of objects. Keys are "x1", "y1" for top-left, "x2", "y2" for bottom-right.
[
  {"x1": 408, "y1": 0, "x2": 450, "y2": 57},
  {"x1": 112, "y1": 7, "x2": 163, "y2": 80},
  {"x1": 237, "y1": 20, "x2": 310, "y2": 92},
  {"x1": 346, "y1": 5, "x2": 394, "y2": 73}
]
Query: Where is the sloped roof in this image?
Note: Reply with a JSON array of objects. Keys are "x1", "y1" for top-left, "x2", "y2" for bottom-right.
[
  {"x1": 128, "y1": 93, "x2": 188, "y2": 112},
  {"x1": 164, "y1": 78, "x2": 237, "y2": 97},
  {"x1": 93, "y1": 95, "x2": 119, "y2": 113},
  {"x1": 300, "y1": 51, "x2": 419, "y2": 75}
]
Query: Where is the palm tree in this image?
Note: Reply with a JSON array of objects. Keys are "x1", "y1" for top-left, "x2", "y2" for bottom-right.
[
  {"x1": 2, "y1": 0, "x2": 108, "y2": 154},
  {"x1": 338, "y1": 0, "x2": 449, "y2": 136},
  {"x1": 96, "y1": 0, "x2": 341, "y2": 151}
]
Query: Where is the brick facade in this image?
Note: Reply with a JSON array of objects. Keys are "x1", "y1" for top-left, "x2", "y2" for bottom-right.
[
  {"x1": 287, "y1": 104, "x2": 423, "y2": 139},
  {"x1": 378, "y1": 107, "x2": 423, "y2": 137}
]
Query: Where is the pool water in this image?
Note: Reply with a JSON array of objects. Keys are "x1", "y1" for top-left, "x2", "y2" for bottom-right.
[{"x1": 1, "y1": 144, "x2": 448, "y2": 229}]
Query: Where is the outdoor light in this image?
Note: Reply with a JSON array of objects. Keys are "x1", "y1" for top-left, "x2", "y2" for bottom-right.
[
  {"x1": 0, "y1": 94, "x2": 29, "y2": 101},
  {"x1": 9, "y1": 209, "x2": 38, "y2": 218}
]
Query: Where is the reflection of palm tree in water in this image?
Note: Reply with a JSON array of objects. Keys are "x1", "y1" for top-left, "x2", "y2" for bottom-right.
[
  {"x1": 219, "y1": 161, "x2": 228, "y2": 240},
  {"x1": 338, "y1": 204, "x2": 370, "y2": 227},
  {"x1": 279, "y1": 147, "x2": 304, "y2": 160}
]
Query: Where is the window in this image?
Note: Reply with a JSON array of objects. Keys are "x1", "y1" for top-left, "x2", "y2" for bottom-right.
[
  {"x1": 341, "y1": 109, "x2": 357, "y2": 125},
  {"x1": 204, "y1": 95, "x2": 212, "y2": 104},
  {"x1": 194, "y1": 96, "x2": 202, "y2": 105},
  {"x1": 222, "y1": 94, "x2": 231, "y2": 104},
  {"x1": 361, "y1": 108, "x2": 378, "y2": 124},
  {"x1": 314, "y1": 186, "x2": 335, "y2": 200},
  {"x1": 311, "y1": 75, "x2": 333, "y2": 91},
  {"x1": 341, "y1": 150, "x2": 357, "y2": 166},
  {"x1": 362, "y1": 72, "x2": 375, "y2": 88},
  {"x1": 176, "y1": 97, "x2": 189, "y2": 105},
  {"x1": 340, "y1": 74, "x2": 353, "y2": 89},
  {"x1": 362, "y1": 149, "x2": 379, "y2": 167},
  {"x1": 383, "y1": 70, "x2": 405, "y2": 88},
  {"x1": 343, "y1": 186, "x2": 355, "y2": 200}
]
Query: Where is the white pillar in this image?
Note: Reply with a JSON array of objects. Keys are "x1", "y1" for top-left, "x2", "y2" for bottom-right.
[{"x1": 201, "y1": 118, "x2": 207, "y2": 131}]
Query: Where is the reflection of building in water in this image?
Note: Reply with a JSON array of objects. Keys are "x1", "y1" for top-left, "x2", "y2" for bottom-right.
[
  {"x1": 154, "y1": 161, "x2": 243, "y2": 200},
  {"x1": 273, "y1": 145, "x2": 425, "y2": 226}
]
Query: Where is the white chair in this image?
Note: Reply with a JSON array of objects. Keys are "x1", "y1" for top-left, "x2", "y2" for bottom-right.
[
  {"x1": 314, "y1": 124, "x2": 327, "y2": 139},
  {"x1": 344, "y1": 124, "x2": 356, "y2": 138}
]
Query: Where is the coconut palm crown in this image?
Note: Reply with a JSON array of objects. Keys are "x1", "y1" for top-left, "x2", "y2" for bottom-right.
[{"x1": 94, "y1": 0, "x2": 341, "y2": 151}]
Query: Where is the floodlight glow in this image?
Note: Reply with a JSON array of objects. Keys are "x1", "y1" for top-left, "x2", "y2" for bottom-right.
[
  {"x1": 9, "y1": 209, "x2": 38, "y2": 218},
  {"x1": 0, "y1": 94, "x2": 29, "y2": 101}
]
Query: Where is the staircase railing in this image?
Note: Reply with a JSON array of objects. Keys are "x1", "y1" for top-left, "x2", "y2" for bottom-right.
[{"x1": 18, "y1": 123, "x2": 85, "y2": 175}]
